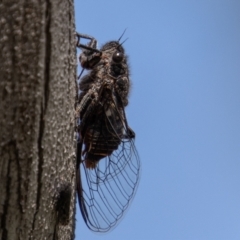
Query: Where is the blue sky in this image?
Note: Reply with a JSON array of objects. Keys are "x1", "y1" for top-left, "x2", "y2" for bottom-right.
[{"x1": 74, "y1": 1, "x2": 240, "y2": 239}]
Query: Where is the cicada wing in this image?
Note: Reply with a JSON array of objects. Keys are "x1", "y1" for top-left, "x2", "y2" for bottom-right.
[
  {"x1": 78, "y1": 139, "x2": 140, "y2": 232},
  {"x1": 77, "y1": 106, "x2": 140, "y2": 232}
]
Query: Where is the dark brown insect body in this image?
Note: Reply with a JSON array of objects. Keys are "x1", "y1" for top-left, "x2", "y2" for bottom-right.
[{"x1": 76, "y1": 32, "x2": 140, "y2": 232}]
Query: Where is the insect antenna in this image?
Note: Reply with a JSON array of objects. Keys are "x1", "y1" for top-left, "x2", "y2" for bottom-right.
[
  {"x1": 118, "y1": 38, "x2": 128, "y2": 48},
  {"x1": 118, "y1": 28, "x2": 127, "y2": 42}
]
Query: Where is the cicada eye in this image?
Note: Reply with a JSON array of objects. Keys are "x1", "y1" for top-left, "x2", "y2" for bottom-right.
[{"x1": 112, "y1": 51, "x2": 123, "y2": 63}]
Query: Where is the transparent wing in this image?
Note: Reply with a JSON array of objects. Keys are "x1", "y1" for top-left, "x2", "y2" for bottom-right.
[
  {"x1": 78, "y1": 137, "x2": 140, "y2": 232},
  {"x1": 76, "y1": 107, "x2": 140, "y2": 232}
]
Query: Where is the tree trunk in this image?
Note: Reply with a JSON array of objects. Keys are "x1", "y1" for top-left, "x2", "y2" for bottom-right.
[{"x1": 0, "y1": 1, "x2": 76, "y2": 239}]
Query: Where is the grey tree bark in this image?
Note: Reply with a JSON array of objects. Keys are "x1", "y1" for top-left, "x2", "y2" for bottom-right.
[{"x1": 0, "y1": 1, "x2": 77, "y2": 239}]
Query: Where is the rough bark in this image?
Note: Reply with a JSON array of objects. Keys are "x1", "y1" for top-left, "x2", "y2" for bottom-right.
[{"x1": 0, "y1": 1, "x2": 76, "y2": 239}]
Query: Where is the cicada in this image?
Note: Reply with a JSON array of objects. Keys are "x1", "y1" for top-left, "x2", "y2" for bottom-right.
[{"x1": 75, "y1": 31, "x2": 140, "y2": 232}]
